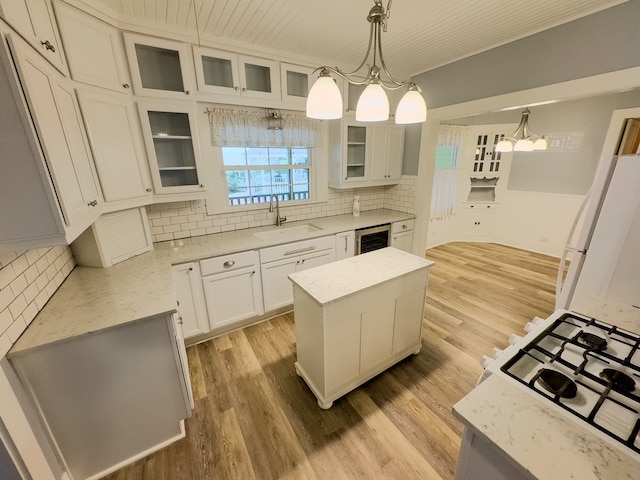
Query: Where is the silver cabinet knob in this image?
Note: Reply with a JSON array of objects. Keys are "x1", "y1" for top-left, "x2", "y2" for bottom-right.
[
  {"x1": 223, "y1": 261, "x2": 235, "y2": 268},
  {"x1": 87, "y1": 200, "x2": 98, "y2": 207},
  {"x1": 123, "y1": 83, "x2": 130, "y2": 89},
  {"x1": 145, "y1": 188, "x2": 152, "y2": 192},
  {"x1": 199, "y1": 184, "x2": 205, "y2": 188}
]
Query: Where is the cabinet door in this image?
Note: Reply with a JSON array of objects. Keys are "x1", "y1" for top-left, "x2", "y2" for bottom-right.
[
  {"x1": 280, "y1": 62, "x2": 313, "y2": 106},
  {"x1": 461, "y1": 205, "x2": 494, "y2": 239},
  {"x1": 124, "y1": 33, "x2": 194, "y2": 99},
  {"x1": 391, "y1": 230, "x2": 413, "y2": 253},
  {"x1": 325, "y1": 315, "x2": 361, "y2": 390},
  {"x1": 370, "y1": 124, "x2": 404, "y2": 181},
  {"x1": 10, "y1": 36, "x2": 101, "y2": 229},
  {"x1": 360, "y1": 302, "x2": 396, "y2": 371},
  {"x1": 344, "y1": 122, "x2": 369, "y2": 182},
  {"x1": 1, "y1": 0, "x2": 66, "y2": 72},
  {"x1": 202, "y1": 266, "x2": 264, "y2": 328},
  {"x1": 55, "y1": 3, "x2": 131, "y2": 92},
  {"x1": 261, "y1": 257, "x2": 298, "y2": 312},
  {"x1": 138, "y1": 102, "x2": 206, "y2": 195},
  {"x1": 172, "y1": 263, "x2": 210, "y2": 338},
  {"x1": 392, "y1": 288, "x2": 425, "y2": 355},
  {"x1": 238, "y1": 54, "x2": 280, "y2": 100},
  {"x1": 335, "y1": 231, "x2": 355, "y2": 260},
  {"x1": 78, "y1": 89, "x2": 152, "y2": 203},
  {"x1": 192, "y1": 46, "x2": 240, "y2": 96}
]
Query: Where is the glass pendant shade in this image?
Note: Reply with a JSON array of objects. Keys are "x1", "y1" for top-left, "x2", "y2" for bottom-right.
[
  {"x1": 356, "y1": 83, "x2": 389, "y2": 122},
  {"x1": 514, "y1": 139, "x2": 534, "y2": 152},
  {"x1": 306, "y1": 75, "x2": 343, "y2": 119},
  {"x1": 495, "y1": 139, "x2": 513, "y2": 153},
  {"x1": 395, "y1": 89, "x2": 427, "y2": 124},
  {"x1": 533, "y1": 137, "x2": 548, "y2": 150}
]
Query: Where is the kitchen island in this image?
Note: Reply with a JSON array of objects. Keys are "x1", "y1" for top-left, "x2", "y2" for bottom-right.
[{"x1": 289, "y1": 247, "x2": 434, "y2": 408}]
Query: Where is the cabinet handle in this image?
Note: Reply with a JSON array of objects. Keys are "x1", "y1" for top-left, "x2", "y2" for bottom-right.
[
  {"x1": 41, "y1": 40, "x2": 55, "y2": 52},
  {"x1": 199, "y1": 184, "x2": 205, "y2": 188},
  {"x1": 146, "y1": 188, "x2": 152, "y2": 192},
  {"x1": 234, "y1": 86, "x2": 239, "y2": 91},
  {"x1": 188, "y1": 267, "x2": 193, "y2": 271},
  {"x1": 301, "y1": 259, "x2": 305, "y2": 264},
  {"x1": 185, "y1": 90, "x2": 191, "y2": 95},
  {"x1": 251, "y1": 270, "x2": 255, "y2": 275},
  {"x1": 178, "y1": 316, "x2": 184, "y2": 325},
  {"x1": 284, "y1": 246, "x2": 315, "y2": 256},
  {"x1": 344, "y1": 236, "x2": 348, "y2": 251},
  {"x1": 177, "y1": 300, "x2": 180, "y2": 306},
  {"x1": 402, "y1": 224, "x2": 408, "y2": 229},
  {"x1": 123, "y1": 83, "x2": 130, "y2": 89},
  {"x1": 242, "y1": 87, "x2": 247, "y2": 91},
  {"x1": 87, "y1": 200, "x2": 98, "y2": 207},
  {"x1": 223, "y1": 260, "x2": 235, "y2": 268}
]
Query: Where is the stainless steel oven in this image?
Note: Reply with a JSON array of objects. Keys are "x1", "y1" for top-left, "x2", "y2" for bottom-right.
[{"x1": 355, "y1": 223, "x2": 391, "y2": 254}]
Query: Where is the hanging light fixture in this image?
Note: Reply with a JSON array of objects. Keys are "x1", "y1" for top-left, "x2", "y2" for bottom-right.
[
  {"x1": 495, "y1": 108, "x2": 548, "y2": 153},
  {"x1": 306, "y1": 0, "x2": 427, "y2": 124}
]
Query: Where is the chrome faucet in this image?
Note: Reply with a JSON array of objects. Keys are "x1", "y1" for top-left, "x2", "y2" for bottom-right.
[{"x1": 269, "y1": 194, "x2": 287, "y2": 226}]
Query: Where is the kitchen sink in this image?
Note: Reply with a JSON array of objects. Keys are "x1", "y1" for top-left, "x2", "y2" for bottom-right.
[{"x1": 254, "y1": 223, "x2": 323, "y2": 241}]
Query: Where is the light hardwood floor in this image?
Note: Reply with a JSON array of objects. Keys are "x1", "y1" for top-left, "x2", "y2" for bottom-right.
[{"x1": 105, "y1": 242, "x2": 560, "y2": 480}]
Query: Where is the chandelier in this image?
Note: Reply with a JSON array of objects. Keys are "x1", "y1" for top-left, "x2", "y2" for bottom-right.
[
  {"x1": 305, "y1": 0, "x2": 427, "y2": 124},
  {"x1": 495, "y1": 108, "x2": 548, "y2": 152}
]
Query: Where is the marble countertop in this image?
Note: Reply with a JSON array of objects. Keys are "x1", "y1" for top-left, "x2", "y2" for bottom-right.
[
  {"x1": 453, "y1": 374, "x2": 639, "y2": 480},
  {"x1": 288, "y1": 247, "x2": 434, "y2": 305},
  {"x1": 10, "y1": 209, "x2": 414, "y2": 355}
]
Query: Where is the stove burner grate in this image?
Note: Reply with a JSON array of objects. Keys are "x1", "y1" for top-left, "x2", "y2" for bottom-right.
[
  {"x1": 600, "y1": 368, "x2": 636, "y2": 393},
  {"x1": 535, "y1": 368, "x2": 578, "y2": 398},
  {"x1": 577, "y1": 332, "x2": 608, "y2": 351}
]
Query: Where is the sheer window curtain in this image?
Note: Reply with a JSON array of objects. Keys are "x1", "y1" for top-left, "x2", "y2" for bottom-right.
[
  {"x1": 430, "y1": 124, "x2": 467, "y2": 220},
  {"x1": 206, "y1": 107, "x2": 324, "y2": 147}
]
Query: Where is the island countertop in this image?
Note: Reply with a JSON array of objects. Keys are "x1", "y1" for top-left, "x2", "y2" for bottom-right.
[
  {"x1": 288, "y1": 247, "x2": 434, "y2": 306},
  {"x1": 10, "y1": 209, "x2": 414, "y2": 355}
]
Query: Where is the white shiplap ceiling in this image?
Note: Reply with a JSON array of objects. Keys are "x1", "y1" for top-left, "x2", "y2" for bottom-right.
[{"x1": 90, "y1": 0, "x2": 626, "y2": 79}]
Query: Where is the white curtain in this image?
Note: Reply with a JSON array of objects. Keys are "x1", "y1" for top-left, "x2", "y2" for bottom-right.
[
  {"x1": 207, "y1": 107, "x2": 324, "y2": 147},
  {"x1": 430, "y1": 124, "x2": 467, "y2": 220}
]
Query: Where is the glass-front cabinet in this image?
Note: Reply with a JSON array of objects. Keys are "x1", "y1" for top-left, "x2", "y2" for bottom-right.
[
  {"x1": 124, "y1": 33, "x2": 194, "y2": 98},
  {"x1": 193, "y1": 46, "x2": 280, "y2": 101},
  {"x1": 345, "y1": 124, "x2": 368, "y2": 181},
  {"x1": 137, "y1": 102, "x2": 205, "y2": 195},
  {"x1": 280, "y1": 62, "x2": 313, "y2": 106}
]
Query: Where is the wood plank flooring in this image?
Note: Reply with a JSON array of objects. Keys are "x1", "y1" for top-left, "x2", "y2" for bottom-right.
[{"x1": 104, "y1": 242, "x2": 560, "y2": 480}]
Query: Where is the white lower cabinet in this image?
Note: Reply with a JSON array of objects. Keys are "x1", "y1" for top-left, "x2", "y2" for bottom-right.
[
  {"x1": 8, "y1": 313, "x2": 193, "y2": 480},
  {"x1": 172, "y1": 262, "x2": 210, "y2": 338},
  {"x1": 260, "y1": 237, "x2": 335, "y2": 312},
  {"x1": 201, "y1": 250, "x2": 263, "y2": 331},
  {"x1": 335, "y1": 230, "x2": 355, "y2": 260},
  {"x1": 461, "y1": 203, "x2": 496, "y2": 240},
  {"x1": 390, "y1": 219, "x2": 414, "y2": 253}
]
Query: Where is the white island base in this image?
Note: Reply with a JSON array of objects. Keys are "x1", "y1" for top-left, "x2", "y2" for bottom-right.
[{"x1": 288, "y1": 247, "x2": 434, "y2": 409}]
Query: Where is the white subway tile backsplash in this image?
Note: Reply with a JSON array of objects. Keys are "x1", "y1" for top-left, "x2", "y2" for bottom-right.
[{"x1": 0, "y1": 246, "x2": 75, "y2": 352}]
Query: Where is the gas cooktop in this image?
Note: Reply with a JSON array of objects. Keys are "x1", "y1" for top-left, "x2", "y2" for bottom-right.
[{"x1": 500, "y1": 312, "x2": 640, "y2": 454}]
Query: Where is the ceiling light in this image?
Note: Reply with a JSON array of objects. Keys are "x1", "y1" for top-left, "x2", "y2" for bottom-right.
[
  {"x1": 306, "y1": 0, "x2": 427, "y2": 124},
  {"x1": 495, "y1": 108, "x2": 547, "y2": 153}
]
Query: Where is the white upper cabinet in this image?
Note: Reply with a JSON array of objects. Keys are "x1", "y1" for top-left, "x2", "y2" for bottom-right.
[
  {"x1": 54, "y1": 3, "x2": 131, "y2": 92},
  {"x1": 370, "y1": 123, "x2": 405, "y2": 182},
  {"x1": 7, "y1": 34, "x2": 101, "y2": 238},
  {"x1": 77, "y1": 88, "x2": 152, "y2": 206},
  {"x1": 193, "y1": 46, "x2": 280, "y2": 102},
  {"x1": 328, "y1": 117, "x2": 405, "y2": 189},
  {"x1": 0, "y1": 0, "x2": 66, "y2": 72},
  {"x1": 124, "y1": 33, "x2": 195, "y2": 99},
  {"x1": 137, "y1": 100, "x2": 206, "y2": 196},
  {"x1": 280, "y1": 62, "x2": 313, "y2": 107}
]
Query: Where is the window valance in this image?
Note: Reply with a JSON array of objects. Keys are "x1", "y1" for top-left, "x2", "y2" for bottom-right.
[{"x1": 207, "y1": 107, "x2": 324, "y2": 148}]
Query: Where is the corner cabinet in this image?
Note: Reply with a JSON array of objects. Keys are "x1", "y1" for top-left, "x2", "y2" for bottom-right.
[
  {"x1": 124, "y1": 33, "x2": 195, "y2": 99},
  {"x1": 137, "y1": 101, "x2": 206, "y2": 196},
  {"x1": 2, "y1": 34, "x2": 102, "y2": 247},
  {"x1": 328, "y1": 117, "x2": 405, "y2": 188}
]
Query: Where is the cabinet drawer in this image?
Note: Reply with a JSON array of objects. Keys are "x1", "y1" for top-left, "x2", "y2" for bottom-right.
[
  {"x1": 259, "y1": 236, "x2": 334, "y2": 264},
  {"x1": 200, "y1": 250, "x2": 259, "y2": 276},
  {"x1": 391, "y1": 219, "x2": 414, "y2": 234}
]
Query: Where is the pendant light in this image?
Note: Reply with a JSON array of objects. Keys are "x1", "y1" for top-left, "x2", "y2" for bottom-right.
[
  {"x1": 495, "y1": 108, "x2": 548, "y2": 153},
  {"x1": 306, "y1": 0, "x2": 427, "y2": 124}
]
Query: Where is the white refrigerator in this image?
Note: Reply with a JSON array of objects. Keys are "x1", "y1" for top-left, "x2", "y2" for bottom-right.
[{"x1": 556, "y1": 154, "x2": 640, "y2": 314}]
